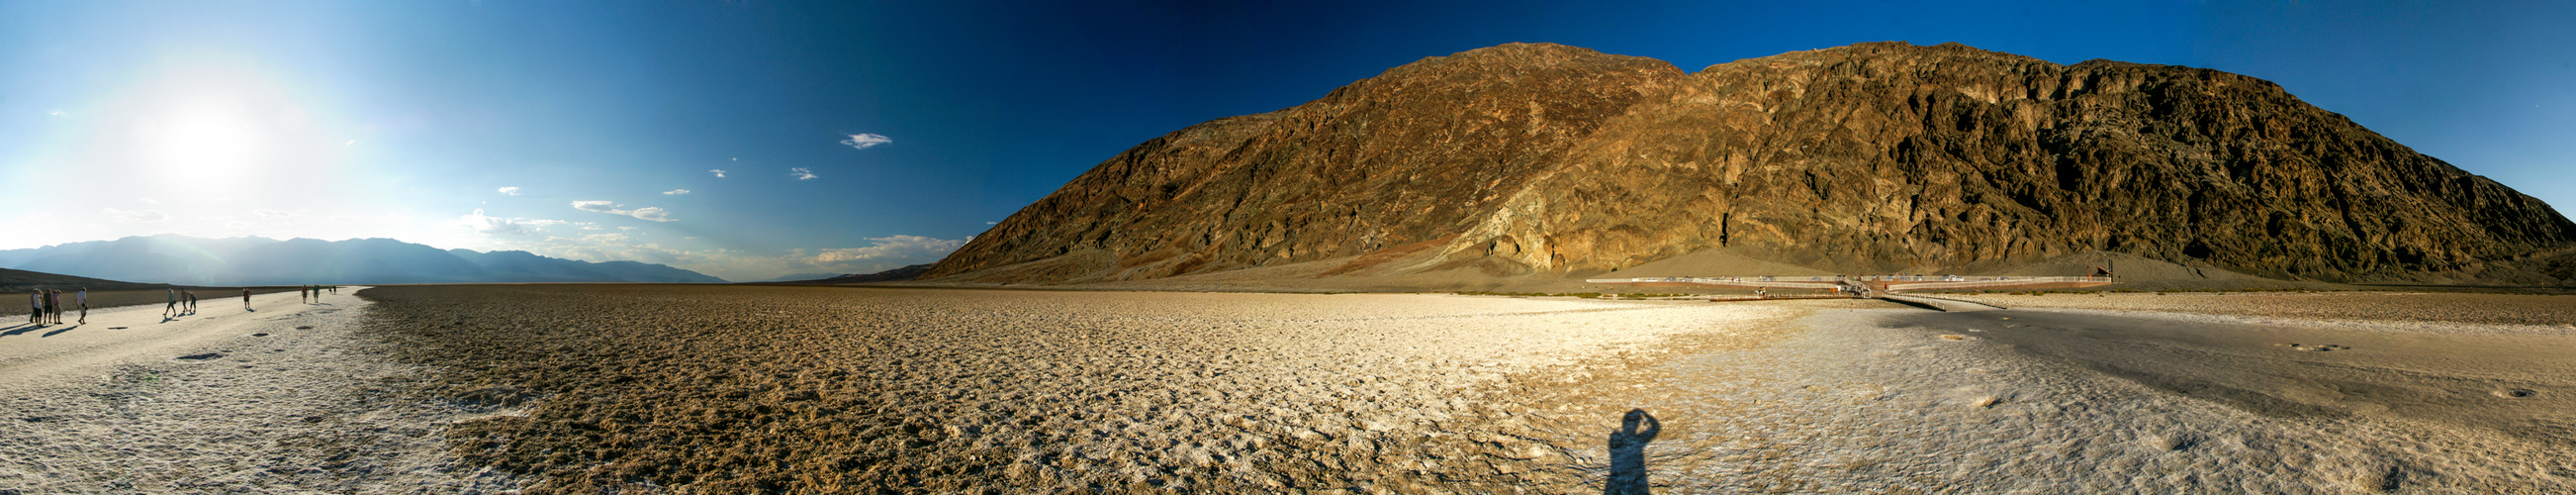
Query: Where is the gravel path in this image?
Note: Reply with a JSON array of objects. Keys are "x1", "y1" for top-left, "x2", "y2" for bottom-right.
[{"x1": 0, "y1": 288, "x2": 522, "y2": 494}]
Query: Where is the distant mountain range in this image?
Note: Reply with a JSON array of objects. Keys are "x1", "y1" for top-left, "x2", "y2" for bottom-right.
[
  {"x1": 0, "y1": 235, "x2": 727, "y2": 285},
  {"x1": 813, "y1": 263, "x2": 934, "y2": 283},
  {"x1": 0, "y1": 267, "x2": 172, "y2": 292},
  {"x1": 755, "y1": 272, "x2": 852, "y2": 283},
  {"x1": 759, "y1": 263, "x2": 934, "y2": 284}
]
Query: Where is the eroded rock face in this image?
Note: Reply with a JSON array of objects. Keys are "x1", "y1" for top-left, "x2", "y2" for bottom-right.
[{"x1": 929, "y1": 42, "x2": 2575, "y2": 284}]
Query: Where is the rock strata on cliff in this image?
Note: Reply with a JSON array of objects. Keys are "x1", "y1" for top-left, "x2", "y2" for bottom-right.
[{"x1": 928, "y1": 42, "x2": 2576, "y2": 285}]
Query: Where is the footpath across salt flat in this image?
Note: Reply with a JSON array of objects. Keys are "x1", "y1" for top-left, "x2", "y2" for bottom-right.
[
  {"x1": 0, "y1": 288, "x2": 521, "y2": 493},
  {"x1": 1619, "y1": 303, "x2": 2576, "y2": 493}
]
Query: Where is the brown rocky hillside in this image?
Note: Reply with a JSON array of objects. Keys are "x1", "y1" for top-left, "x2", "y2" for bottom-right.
[{"x1": 927, "y1": 42, "x2": 2576, "y2": 285}]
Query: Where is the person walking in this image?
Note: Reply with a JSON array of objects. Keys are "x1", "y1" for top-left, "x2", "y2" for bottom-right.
[
  {"x1": 27, "y1": 290, "x2": 39, "y2": 325},
  {"x1": 184, "y1": 290, "x2": 197, "y2": 314},
  {"x1": 242, "y1": 287, "x2": 252, "y2": 311},
  {"x1": 46, "y1": 289, "x2": 61, "y2": 325},
  {"x1": 75, "y1": 288, "x2": 86, "y2": 325},
  {"x1": 166, "y1": 288, "x2": 180, "y2": 318}
]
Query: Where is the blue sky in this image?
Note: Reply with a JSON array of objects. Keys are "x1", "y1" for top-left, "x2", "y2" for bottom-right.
[{"x1": 3, "y1": 1, "x2": 2569, "y2": 281}]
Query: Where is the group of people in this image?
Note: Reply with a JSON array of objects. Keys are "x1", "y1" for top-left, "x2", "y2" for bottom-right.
[
  {"x1": 26, "y1": 288, "x2": 85, "y2": 326},
  {"x1": 163, "y1": 288, "x2": 202, "y2": 318},
  {"x1": 22, "y1": 284, "x2": 340, "y2": 326}
]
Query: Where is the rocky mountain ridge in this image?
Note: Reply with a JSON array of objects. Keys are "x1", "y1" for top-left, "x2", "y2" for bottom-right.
[{"x1": 927, "y1": 42, "x2": 2576, "y2": 286}]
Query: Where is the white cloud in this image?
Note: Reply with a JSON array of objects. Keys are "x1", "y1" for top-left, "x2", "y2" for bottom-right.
[
  {"x1": 457, "y1": 209, "x2": 526, "y2": 236},
  {"x1": 571, "y1": 200, "x2": 678, "y2": 222},
  {"x1": 806, "y1": 235, "x2": 965, "y2": 264},
  {"x1": 790, "y1": 167, "x2": 818, "y2": 180},
  {"x1": 839, "y1": 133, "x2": 891, "y2": 150},
  {"x1": 628, "y1": 207, "x2": 673, "y2": 222},
  {"x1": 49, "y1": 111, "x2": 66, "y2": 117},
  {"x1": 105, "y1": 208, "x2": 166, "y2": 224},
  {"x1": 255, "y1": 209, "x2": 295, "y2": 219},
  {"x1": 479, "y1": 233, "x2": 968, "y2": 282},
  {"x1": 663, "y1": 189, "x2": 690, "y2": 195},
  {"x1": 499, "y1": 186, "x2": 522, "y2": 196},
  {"x1": 455, "y1": 210, "x2": 574, "y2": 236},
  {"x1": 709, "y1": 169, "x2": 726, "y2": 178}
]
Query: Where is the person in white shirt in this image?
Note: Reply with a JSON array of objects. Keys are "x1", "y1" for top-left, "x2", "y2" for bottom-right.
[{"x1": 75, "y1": 288, "x2": 86, "y2": 324}]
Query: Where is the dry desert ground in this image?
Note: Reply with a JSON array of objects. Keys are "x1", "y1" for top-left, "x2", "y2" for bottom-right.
[{"x1": 1, "y1": 285, "x2": 2570, "y2": 493}]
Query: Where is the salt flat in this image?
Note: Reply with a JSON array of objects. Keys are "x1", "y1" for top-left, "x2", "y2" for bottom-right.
[
  {"x1": 5, "y1": 286, "x2": 2569, "y2": 493},
  {"x1": 350, "y1": 285, "x2": 1802, "y2": 493},
  {"x1": 1645, "y1": 305, "x2": 2576, "y2": 492},
  {"x1": 0, "y1": 288, "x2": 520, "y2": 493}
]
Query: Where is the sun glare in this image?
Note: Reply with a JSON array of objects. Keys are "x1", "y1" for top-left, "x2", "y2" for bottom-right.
[{"x1": 143, "y1": 99, "x2": 268, "y2": 186}]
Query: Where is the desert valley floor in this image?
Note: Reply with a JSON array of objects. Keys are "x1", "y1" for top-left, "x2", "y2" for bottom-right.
[{"x1": 2, "y1": 285, "x2": 2572, "y2": 493}]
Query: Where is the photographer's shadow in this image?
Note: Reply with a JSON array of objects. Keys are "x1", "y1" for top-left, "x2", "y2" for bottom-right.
[{"x1": 1605, "y1": 408, "x2": 1660, "y2": 495}]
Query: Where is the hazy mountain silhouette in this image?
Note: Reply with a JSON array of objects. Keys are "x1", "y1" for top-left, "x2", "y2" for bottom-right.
[
  {"x1": 755, "y1": 272, "x2": 853, "y2": 283},
  {"x1": 0, "y1": 235, "x2": 726, "y2": 285},
  {"x1": 806, "y1": 263, "x2": 935, "y2": 284},
  {"x1": 1, "y1": 267, "x2": 172, "y2": 292}
]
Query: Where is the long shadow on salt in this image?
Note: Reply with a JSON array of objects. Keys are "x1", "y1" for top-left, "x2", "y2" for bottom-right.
[{"x1": 1604, "y1": 408, "x2": 1660, "y2": 495}]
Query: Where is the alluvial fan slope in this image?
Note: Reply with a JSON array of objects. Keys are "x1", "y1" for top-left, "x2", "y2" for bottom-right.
[
  {"x1": 929, "y1": 42, "x2": 2575, "y2": 285},
  {"x1": 355, "y1": 285, "x2": 1795, "y2": 493}
]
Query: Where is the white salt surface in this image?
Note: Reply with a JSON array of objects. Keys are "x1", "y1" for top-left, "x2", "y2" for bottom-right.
[
  {"x1": 1630, "y1": 306, "x2": 2576, "y2": 493},
  {"x1": 10, "y1": 288, "x2": 2567, "y2": 492},
  {"x1": 0, "y1": 289, "x2": 520, "y2": 494},
  {"x1": 1999, "y1": 306, "x2": 2576, "y2": 337}
]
